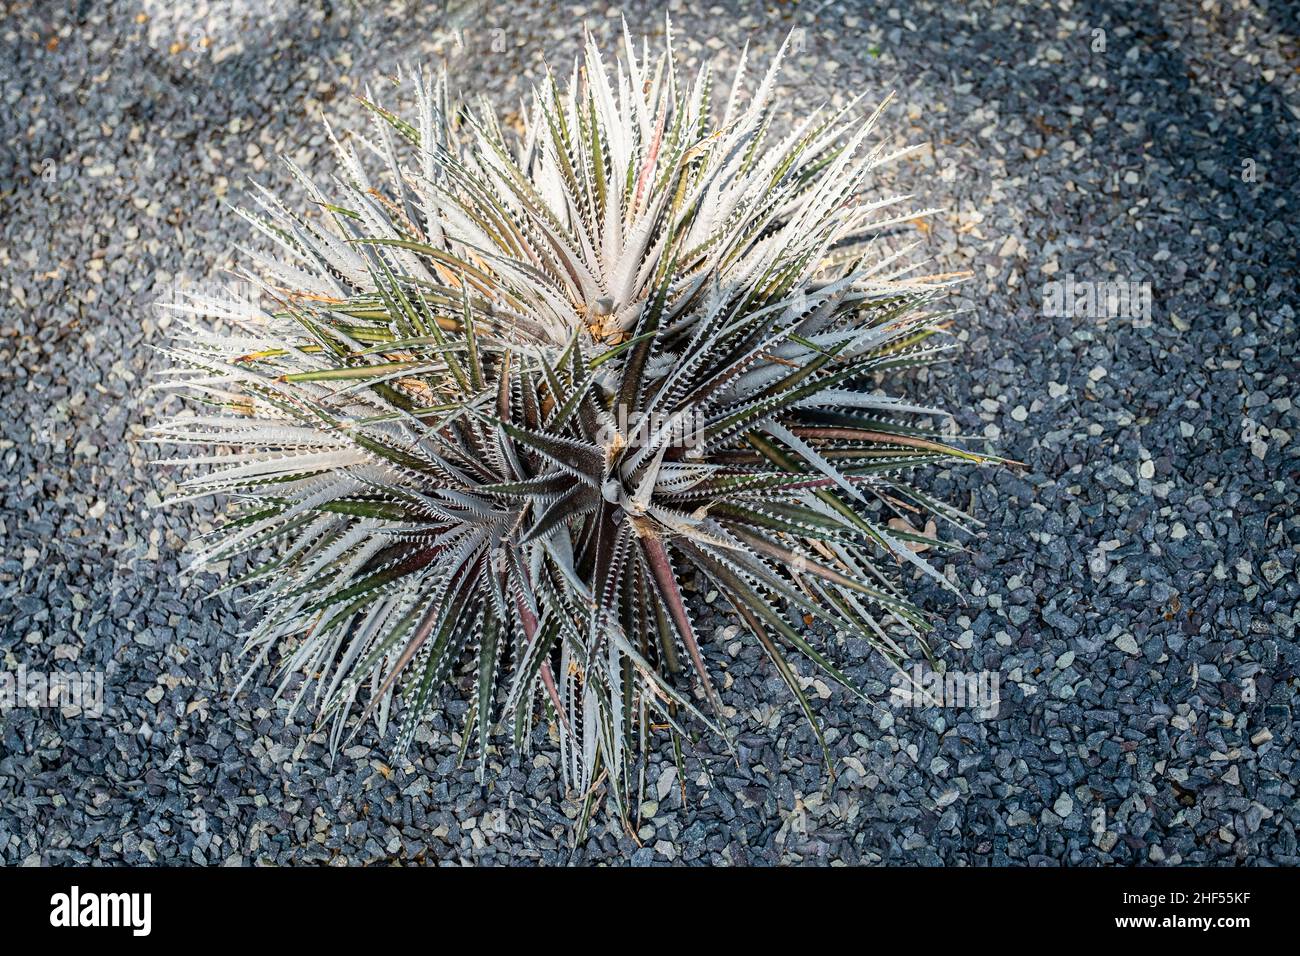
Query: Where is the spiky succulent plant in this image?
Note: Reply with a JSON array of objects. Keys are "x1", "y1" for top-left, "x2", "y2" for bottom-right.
[{"x1": 152, "y1": 27, "x2": 995, "y2": 825}]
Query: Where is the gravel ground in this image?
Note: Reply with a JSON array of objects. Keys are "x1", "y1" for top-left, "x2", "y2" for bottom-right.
[{"x1": 1, "y1": 0, "x2": 1297, "y2": 865}]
